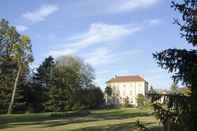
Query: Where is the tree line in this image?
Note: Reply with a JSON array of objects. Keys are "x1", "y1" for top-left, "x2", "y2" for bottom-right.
[{"x1": 0, "y1": 19, "x2": 104, "y2": 114}]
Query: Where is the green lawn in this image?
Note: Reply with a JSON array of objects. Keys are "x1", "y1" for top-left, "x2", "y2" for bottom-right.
[{"x1": 0, "y1": 108, "x2": 163, "y2": 131}]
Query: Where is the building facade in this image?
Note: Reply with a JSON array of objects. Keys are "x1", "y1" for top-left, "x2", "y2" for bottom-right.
[{"x1": 106, "y1": 75, "x2": 149, "y2": 106}]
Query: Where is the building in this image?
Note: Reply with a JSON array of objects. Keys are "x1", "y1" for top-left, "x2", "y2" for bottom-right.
[{"x1": 106, "y1": 75, "x2": 149, "y2": 106}]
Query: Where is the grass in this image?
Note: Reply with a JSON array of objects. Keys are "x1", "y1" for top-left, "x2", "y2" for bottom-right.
[{"x1": 0, "y1": 108, "x2": 163, "y2": 131}]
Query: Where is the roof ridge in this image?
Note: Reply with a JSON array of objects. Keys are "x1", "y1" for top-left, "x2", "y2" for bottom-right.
[{"x1": 107, "y1": 75, "x2": 145, "y2": 83}]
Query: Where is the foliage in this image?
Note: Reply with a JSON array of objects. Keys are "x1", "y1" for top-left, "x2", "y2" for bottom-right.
[
  {"x1": 149, "y1": 93, "x2": 191, "y2": 131},
  {"x1": 79, "y1": 87, "x2": 104, "y2": 109},
  {"x1": 0, "y1": 19, "x2": 33, "y2": 114},
  {"x1": 48, "y1": 62, "x2": 81, "y2": 111},
  {"x1": 0, "y1": 19, "x2": 103, "y2": 113},
  {"x1": 170, "y1": 82, "x2": 178, "y2": 94},
  {"x1": 136, "y1": 94, "x2": 146, "y2": 108},
  {"x1": 104, "y1": 86, "x2": 112, "y2": 105},
  {"x1": 151, "y1": 0, "x2": 197, "y2": 130},
  {"x1": 148, "y1": 86, "x2": 157, "y2": 94},
  {"x1": 29, "y1": 56, "x2": 55, "y2": 112},
  {"x1": 44, "y1": 55, "x2": 103, "y2": 112},
  {"x1": 0, "y1": 60, "x2": 16, "y2": 113},
  {"x1": 123, "y1": 97, "x2": 130, "y2": 107},
  {"x1": 105, "y1": 86, "x2": 112, "y2": 97},
  {"x1": 177, "y1": 87, "x2": 192, "y2": 96}
]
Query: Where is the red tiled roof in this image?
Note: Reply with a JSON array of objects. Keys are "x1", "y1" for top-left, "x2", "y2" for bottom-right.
[{"x1": 107, "y1": 75, "x2": 145, "y2": 83}]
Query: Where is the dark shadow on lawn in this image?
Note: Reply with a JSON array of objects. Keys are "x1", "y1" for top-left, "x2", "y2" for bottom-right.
[
  {"x1": 70, "y1": 121, "x2": 162, "y2": 131},
  {"x1": 90, "y1": 110, "x2": 153, "y2": 120},
  {"x1": 149, "y1": 126, "x2": 164, "y2": 131},
  {"x1": 41, "y1": 110, "x2": 153, "y2": 128},
  {"x1": 0, "y1": 111, "x2": 91, "y2": 129},
  {"x1": 0, "y1": 111, "x2": 90, "y2": 124},
  {"x1": 0, "y1": 124, "x2": 15, "y2": 130},
  {"x1": 71, "y1": 122, "x2": 138, "y2": 131}
]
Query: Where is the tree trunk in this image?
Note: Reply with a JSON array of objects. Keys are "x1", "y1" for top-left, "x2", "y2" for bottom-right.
[{"x1": 7, "y1": 64, "x2": 22, "y2": 114}]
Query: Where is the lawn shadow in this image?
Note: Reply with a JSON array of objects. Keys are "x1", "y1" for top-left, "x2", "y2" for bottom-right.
[
  {"x1": 71, "y1": 121, "x2": 138, "y2": 131},
  {"x1": 149, "y1": 125, "x2": 164, "y2": 131},
  {"x1": 41, "y1": 109, "x2": 153, "y2": 128},
  {"x1": 90, "y1": 109, "x2": 153, "y2": 120},
  {"x1": 69, "y1": 121, "x2": 162, "y2": 131},
  {"x1": 0, "y1": 111, "x2": 91, "y2": 129}
]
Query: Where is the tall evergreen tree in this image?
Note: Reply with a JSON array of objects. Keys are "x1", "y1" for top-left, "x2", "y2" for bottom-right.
[
  {"x1": 151, "y1": 0, "x2": 197, "y2": 130},
  {"x1": 31, "y1": 56, "x2": 55, "y2": 112}
]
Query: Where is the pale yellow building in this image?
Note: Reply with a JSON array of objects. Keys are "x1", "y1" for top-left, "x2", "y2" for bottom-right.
[{"x1": 106, "y1": 75, "x2": 149, "y2": 106}]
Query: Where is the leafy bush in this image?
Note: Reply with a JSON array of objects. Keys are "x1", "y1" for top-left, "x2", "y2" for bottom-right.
[
  {"x1": 123, "y1": 97, "x2": 130, "y2": 107},
  {"x1": 136, "y1": 94, "x2": 146, "y2": 108}
]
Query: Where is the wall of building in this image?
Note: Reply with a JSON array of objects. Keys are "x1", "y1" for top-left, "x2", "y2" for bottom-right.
[{"x1": 107, "y1": 81, "x2": 148, "y2": 106}]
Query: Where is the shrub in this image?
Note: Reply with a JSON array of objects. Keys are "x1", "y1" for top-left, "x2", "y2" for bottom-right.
[{"x1": 136, "y1": 94, "x2": 145, "y2": 108}]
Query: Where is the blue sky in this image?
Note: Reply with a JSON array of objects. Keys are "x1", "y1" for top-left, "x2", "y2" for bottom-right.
[{"x1": 0, "y1": 0, "x2": 193, "y2": 89}]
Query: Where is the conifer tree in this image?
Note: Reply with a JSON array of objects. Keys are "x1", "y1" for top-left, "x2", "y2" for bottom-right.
[
  {"x1": 151, "y1": 0, "x2": 197, "y2": 130},
  {"x1": 31, "y1": 56, "x2": 55, "y2": 112}
]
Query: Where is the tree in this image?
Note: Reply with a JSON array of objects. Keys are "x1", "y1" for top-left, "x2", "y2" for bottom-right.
[
  {"x1": 151, "y1": 0, "x2": 197, "y2": 130},
  {"x1": 148, "y1": 86, "x2": 156, "y2": 94},
  {"x1": 105, "y1": 86, "x2": 112, "y2": 105},
  {"x1": 8, "y1": 34, "x2": 33, "y2": 114},
  {"x1": 0, "y1": 19, "x2": 33, "y2": 114},
  {"x1": 80, "y1": 86, "x2": 104, "y2": 109},
  {"x1": 0, "y1": 61, "x2": 16, "y2": 113},
  {"x1": 15, "y1": 68, "x2": 31, "y2": 113},
  {"x1": 47, "y1": 55, "x2": 96, "y2": 111},
  {"x1": 30, "y1": 56, "x2": 55, "y2": 112}
]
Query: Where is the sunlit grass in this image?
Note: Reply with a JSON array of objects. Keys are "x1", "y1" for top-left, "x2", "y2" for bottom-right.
[{"x1": 0, "y1": 108, "x2": 163, "y2": 131}]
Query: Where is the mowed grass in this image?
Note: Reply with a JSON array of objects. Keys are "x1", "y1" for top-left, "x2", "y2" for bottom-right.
[{"x1": 0, "y1": 108, "x2": 163, "y2": 131}]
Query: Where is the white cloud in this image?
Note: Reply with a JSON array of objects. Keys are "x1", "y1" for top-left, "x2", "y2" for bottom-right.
[
  {"x1": 49, "y1": 22, "x2": 142, "y2": 57},
  {"x1": 109, "y1": 0, "x2": 159, "y2": 13},
  {"x1": 83, "y1": 48, "x2": 113, "y2": 66},
  {"x1": 82, "y1": 47, "x2": 142, "y2": 66},
  {"x1": 15, "y1": 25, "x2": 29, "y2": 32},
  {"x1": 22, "y1": 4, "x2": 59, "y2": 23},
  {"x1": 67, "y1": 23, "x2": 140, "y2": 49}
]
